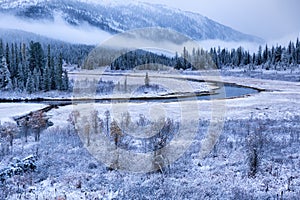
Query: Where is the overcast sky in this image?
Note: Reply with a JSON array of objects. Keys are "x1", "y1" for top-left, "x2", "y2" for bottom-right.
[{"x1": 141, "y1": 0, "x2": 300, "y2": 42}]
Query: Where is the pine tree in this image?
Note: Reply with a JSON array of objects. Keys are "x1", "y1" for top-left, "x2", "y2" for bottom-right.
[
  {"x1": 42, "y1": 66, "x2": 50, "y2": 91},
  {"x1": 10, "y1": 43, "x2": 16, "y2": 82},
  {"x1": 270, "y1": 46, "x2": 276, "y2": 64},
  {"x1": 281, "y1": 48, "x2": 289, "y2": 68},
  {"x1": 28, "y1": 41, "x2": 44, "y2": 73},
  {"x1": 50, "y1": 56, "x2": 56, "y2": 90},
  {"x1": 256, "y1": 45, "x2": 262, "y2": 65},
  {"x1": 33, "y1": 68, "x2": 42, "y2": 91},
  {"x1": 296, "y1": 38, "x2": 300, "y2": 64},
  {"x1": 274, "y1": 46, "x2": 282, "y2": 63},
  {"x1": 62, "y1": 70, "x2": 69, "y2": 91},
  {"x1": 263, "y1": 45, "x2": 268, "y2": 63},
  {"x1": 17, "y1": 62, "x2": 25, "y2": 91},
  {"x1": 0, "y1": 57, "x2": 12, "y2": 90},
  {"x1": 236, "y1": 47, "x2": 243, "y2": 66},
  {"x1": 26, "y1": 72, "x2": 34, "y2": 94},
  {"x1": 42, "y1": 45, "x2": 51, "y2": 91},
  {"x1": 20, "y1": 43, "x2": 28, "y2": 88},
  {"x1": 0, "y1": 39, "x2": 3, "y2": 58},
  {"x1": 183, "y1": 47, "x2": 188, "y2": 69},
  {"x1": 55, "y1": 53, "x2": 63, "y2": 90},
  {"x1": 5, "y1": 43, "x2": 10, "y2": 72}
]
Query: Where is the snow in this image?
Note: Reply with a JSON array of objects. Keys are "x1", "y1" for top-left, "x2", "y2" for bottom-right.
[
  {"x1": 1, "y1": 71, "x2": 300, "y2": 199},
  {"x1": 0, "y1": 0, "x2": 262, "y2": 44},
  {"x1": 78, "y1": 0, "x2": 139, "y2": 7},
  {"x1": 46, "y1": 71, "x2": 300, "y2": 128},
  {"x1": 0, "y1": 103, "x2": 48, "y2": 123}
]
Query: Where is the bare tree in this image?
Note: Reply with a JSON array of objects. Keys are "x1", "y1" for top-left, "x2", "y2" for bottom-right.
[
  {"x1": 124, "y1": 76, "x2": 128, "y2": 92},
  {"x1": 152, "y1": 118, "x2": 173, "y2": 173},
  {"x1": 20, "y1": 116, "x2": 30, "y2": 142},
  {"x1": 110, "y1": 119, "x2": 123, "y2": 169},
  {"x1": 110, "y1": 120, "x2": 123, "y2": 147},
  {"x1": 0, "y1": 122, "x2": 19, "y2": 154},
  {"x1": 29, "y1": 111, "x2": 47, "y2": 142},
  {"x1": 80, "y1": 116, "x2": 91, "y2": 147},
  {"x1": 90, "y1": 110, "x2": 100, "y2": 135},
  {"x1": 121, "y1": 111, "x2": 131, "y2": 131},
  {"x1": 104, "y1": 110, "x2": 110, "y2": 136},
  {"x1": 145, "y1": 72, "x2": 150, "y2": 87},
  {"x1": 246, "y1": 116, "x2": 266, "y2": 178},
  {"x1": 68, "y1": 110, "x2": 80, "y2": 127}
]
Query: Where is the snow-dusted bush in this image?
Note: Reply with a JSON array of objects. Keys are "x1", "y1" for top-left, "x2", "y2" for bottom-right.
[{"x1": 0, "y1": 122, "x2": 19, "y2": 157}]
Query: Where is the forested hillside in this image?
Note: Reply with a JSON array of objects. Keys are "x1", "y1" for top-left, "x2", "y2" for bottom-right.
[{"x1": 0, "y1": 39, "x2": 92, "y2": 93}]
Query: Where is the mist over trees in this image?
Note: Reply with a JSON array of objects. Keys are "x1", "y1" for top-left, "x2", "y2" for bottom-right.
[
  {"x1": 1, "y1": 37, "x2": 299, "y2": 93},
  {"x1": 209, "y1": 39, "x2": 300, "y2": 70},
  {"x1": 110, "y1": 38, "x2": 300, "y2": 71}
]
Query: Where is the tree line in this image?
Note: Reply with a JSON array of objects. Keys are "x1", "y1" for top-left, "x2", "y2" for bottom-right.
[
  {"x1": 111, "y1": 49, "x2": 175, "y2": 70},
  {"x1": 0, "y1": 40, "x2": 69, "y2": 93},
  {"x1": 110, "y1": 38, "x2": 300, "y2": 71},
  {"x1": 209, "y1": 38, "x2": 300, "y2": 70}
]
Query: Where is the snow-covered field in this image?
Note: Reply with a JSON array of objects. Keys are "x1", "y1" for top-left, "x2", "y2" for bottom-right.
[
  {"x1": 0, "y1": 103, "x2": 48, "y2": 123},
  {"x1": 1, "y1": 71, "x2": 300, "y2": 199}
]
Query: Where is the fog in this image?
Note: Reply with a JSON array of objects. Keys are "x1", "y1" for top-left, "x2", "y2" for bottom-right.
[
  {"x1": 0, "y1": 13, "x2": 112, "y2": 45},
  {"x1": 0, "y1": 11, "x2": 296, "y2": 54}
]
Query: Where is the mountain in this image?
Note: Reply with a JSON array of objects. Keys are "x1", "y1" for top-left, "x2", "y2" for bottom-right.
[{"x1": 0, "y1": 0, "x2": 264, "y2": 44}]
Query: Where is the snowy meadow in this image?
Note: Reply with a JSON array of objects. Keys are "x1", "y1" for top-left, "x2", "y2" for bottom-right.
[
  {"x1": 0, "y1": 25, "x2": 300, "y2": 199},
  {"x1": 0, "y1": 68, "x2": 299, "y2": 199}
]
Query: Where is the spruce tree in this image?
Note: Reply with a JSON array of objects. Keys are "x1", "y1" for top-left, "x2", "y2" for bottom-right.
[
  {"x1": 263, "y1": 45, "x2": 268, "y2": 63},
  {"x1": 0, "y1": 57, "x2": 12, "y2": 90},
  {"x1": 183, "y1": 47, "x2": 188, "y2": 69},
  {"x1": 296, "y1": 41, "x2": 300, "y2": 64},
  {"x1": 62, "y1": 70, "x2": 69, "y2": 91},
  {"x1": 256, "y1": 45, "x2": 262, "y2": 65},
  {"x1": 26, "y1": 73, "x2": 34, "y2": 94},
  {"x1": 56, "y1": 53, "x2": 63, "y2": 90},
  {"x1": 0, "y1": 39, "x2": 3, "y2": 58},
  {"x1": 33, "y1": 68, "x2": 41, "y2": 91},
  {"x1": 42, "y1": 44, "x2": 52, "y2": 91},
  {"x1": 28, "y1": 41, "x2": 44, "y2": 73},
  {"x1": 21, "y1": 43, "x2": 28, "y2": 88},
  {"x1": 42, "y1": 66, "x2": 50, "y2": 91},
  {"x1": 275, "y1": 46, "x2": 282, "y2": 63},
  {"x1": 5, "y1": 43, "x2": 10, "y2": 72},
  {"x1": 10, "y1": 44, "x2": 16, "y2": 80},
  {"x1": 50, "y1": 56, "x2": 56, "y2": 90}
]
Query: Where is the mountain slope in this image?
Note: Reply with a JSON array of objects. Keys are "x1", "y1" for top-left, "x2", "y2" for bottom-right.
[{"x1": 0, "y1": 0, "x2": 264, "y2": 43}]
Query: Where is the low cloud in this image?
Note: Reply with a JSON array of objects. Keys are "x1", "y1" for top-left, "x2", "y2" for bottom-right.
[
  {"x1": 267, "y1": 32, "x2": 300, "y2": 47},
  {"x1": 2, "y1": 12, "x2": 293, "y2": 54},
  {"x1": 198, "y1": 39, "x2": 263, "y2": 53},
  {"x1": 0, "y1": 13, "x2": 112, "y2": 45}
]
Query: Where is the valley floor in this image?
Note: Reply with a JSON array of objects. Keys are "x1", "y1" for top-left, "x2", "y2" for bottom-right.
[{"x1": 0, "y1": 70, "x2": 300, "y2": 199}]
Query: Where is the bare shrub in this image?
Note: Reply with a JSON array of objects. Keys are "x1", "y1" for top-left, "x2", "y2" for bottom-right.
[
  {"x1": 0, "y1": 122, "x2": 19, "y2": 156},
  {"x1": 28, "y1": 111, "x2": 48, "y2": 142},
  {"x1": 110, "y1": 119, "x2": 123, "y2": 169},
  {"x1": 121, "y1": 111, "x2": 131, "y2": 131}
]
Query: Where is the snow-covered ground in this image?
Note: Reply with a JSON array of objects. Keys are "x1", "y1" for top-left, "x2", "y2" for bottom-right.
[
  {"x1": 0, "y1": 103, "x2": 48, "y2": 124},
  {"x1": 1, "y1": 71, "x2": 300, "y2": 199},
  {"x1": 70, "y1": 69, "x2": 215, "y2": 99}
]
